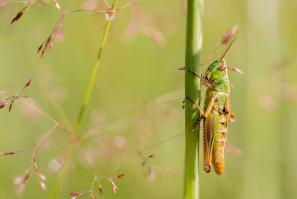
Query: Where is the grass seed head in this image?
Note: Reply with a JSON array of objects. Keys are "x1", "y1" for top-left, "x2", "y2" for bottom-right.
[
  {"x1": 10, "y1": 4, "x2": 30, "y2": 24},
  {"x1": 220, "y1": 25, "x2": 238, "y2": 45}
]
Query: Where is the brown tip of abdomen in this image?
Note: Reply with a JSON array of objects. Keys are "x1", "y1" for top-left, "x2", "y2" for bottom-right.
[{"x1": 213, "y1": 164, "x2": 224, "y2": 175}]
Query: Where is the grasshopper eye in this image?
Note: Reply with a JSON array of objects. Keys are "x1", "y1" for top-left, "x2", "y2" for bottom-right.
[{"x1": 218, "y1": 64, "x2": 226, "y2": 71}]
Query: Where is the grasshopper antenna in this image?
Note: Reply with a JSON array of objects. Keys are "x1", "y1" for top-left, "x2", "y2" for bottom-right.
[
  {"x1": 219, "y1": 38, "x2": 243, "y2": 74},
  {"x1": 220, "y1": 38, "x2": 236, "y2": 60}
]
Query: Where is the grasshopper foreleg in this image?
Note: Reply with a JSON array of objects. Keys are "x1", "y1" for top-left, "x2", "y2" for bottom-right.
[
  {"x1": 185, "y1": 96, "x2": 204, "y2": 115},
  {"x1": 178, "y1": 67, "x2": 201, "y2": 78},
  {"x1": 185, "y1": 96, "x2": 205, "y2": 131},
  {"x1": 179, "y1": 67, "x2": 215, "y2": 89}
]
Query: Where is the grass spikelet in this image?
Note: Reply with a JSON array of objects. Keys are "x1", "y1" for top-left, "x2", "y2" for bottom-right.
[{"x1": 10, "y1": 3, "x2": 30, "y2": 24}]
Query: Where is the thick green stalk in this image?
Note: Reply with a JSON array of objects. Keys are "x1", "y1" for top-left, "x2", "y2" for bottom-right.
[
  {"x1": 75, "y1": 0, "x2": 119, "y2": 132},
  {"x1": 183, "y1": 0, "x2": 203, "y2": 199}
]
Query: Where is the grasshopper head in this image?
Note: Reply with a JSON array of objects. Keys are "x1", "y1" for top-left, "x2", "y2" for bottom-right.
[
  {"x1": 208, "y1": 59, "x2": 227, "y2": 72},
  {"x1": 204, "y1": 38, "x2": 240, "y2": 80},
  {"x1": 204, "y1": 59, "x2": 227, "y2": 81}
]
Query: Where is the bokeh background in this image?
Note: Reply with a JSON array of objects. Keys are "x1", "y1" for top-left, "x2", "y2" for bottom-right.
[{"x1": 0, "y1": 0, "x2": 297, "y2": 198}]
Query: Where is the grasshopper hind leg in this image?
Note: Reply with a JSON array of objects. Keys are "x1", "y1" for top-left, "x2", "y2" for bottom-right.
[{"x1": 203, "y1": 164, "x2": 211, "y2": 173}]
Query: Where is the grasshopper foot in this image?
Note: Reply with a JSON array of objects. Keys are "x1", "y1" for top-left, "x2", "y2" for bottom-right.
[
  {"x1": 198, "y1": 115, "x2": 206, "y2": 122},
  {"x1": 203, "y1": 164, "x2": 211, "y2": 173},
  {"x1": 178, "y1": 67, "x2": 201, "y2": 78}
]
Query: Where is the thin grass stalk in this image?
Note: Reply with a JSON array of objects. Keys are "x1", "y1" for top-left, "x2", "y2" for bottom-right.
[
  {"x1": 183, "y1": 0, "x2": 203, "y2": 199},
  {"x1": 49, "y1": 1, "x2": 119, "y2": 198},
  {"x1": 75, "y1": 0, "x2": 119, "y2": 132}
]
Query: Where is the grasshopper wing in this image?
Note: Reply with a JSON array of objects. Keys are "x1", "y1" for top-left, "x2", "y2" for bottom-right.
[{"x1": 203, "y1": 110, "x2": 219, "y2": 173}]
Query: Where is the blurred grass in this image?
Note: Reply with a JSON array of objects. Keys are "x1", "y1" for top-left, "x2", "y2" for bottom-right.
[{"x1": 0, "y1": 0, "x2": 297, "y2": 198}]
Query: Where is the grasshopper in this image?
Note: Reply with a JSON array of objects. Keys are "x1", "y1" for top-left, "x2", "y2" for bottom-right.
[{"x1": 187, "y1": 39, "x2": 242, "y2": 175}]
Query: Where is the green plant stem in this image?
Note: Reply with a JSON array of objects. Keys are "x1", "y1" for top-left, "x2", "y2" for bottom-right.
[
  {"x1": 184, "y1": 0, "x2": 203, "y2": 199},
  {"x1": 75, "y1": 20, "x2": 111, "y2": 132},
  {"x1": 75, "y1": 0, "x2": 119, "y2": 132},
  {"x1": 49, "y1": 2, "x2": 119, "y2": 198}
]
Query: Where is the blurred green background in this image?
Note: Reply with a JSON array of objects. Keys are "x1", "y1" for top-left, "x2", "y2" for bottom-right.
[{"x1": 1, "y1": 0, "x2": 297, "y2": 198}]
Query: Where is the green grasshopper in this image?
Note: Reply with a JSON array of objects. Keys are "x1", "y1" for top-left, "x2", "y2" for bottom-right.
[{"x1": 187, "y1": 39, "x2": 242, "y2": 175}]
